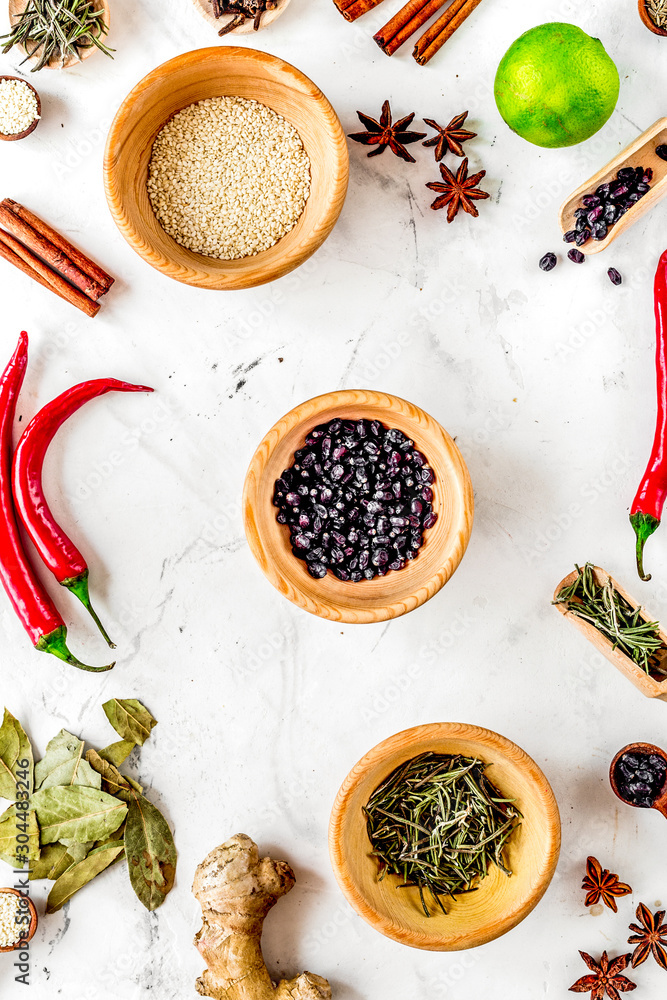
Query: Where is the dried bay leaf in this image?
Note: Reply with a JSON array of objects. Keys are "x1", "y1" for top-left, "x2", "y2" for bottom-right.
[
  {"x1": 99, "y1": 740, "x2": 135, "y2": 768},
  {"x1": 102, "y1": 699, "x2": 157, "y2": 746},
  {"x1": 32, "y1": 786, "x2": 127, "y2": 845},
  {"x1": 35, "y1": 729, "x2": 101, "y2": 791},
  {"x1": 60, "y1": 839, "x2": 93, "y2": 864},
  {"x1": 0, "y1": 806, "x2": 39, "y2": 863},
  {"x1": 29, "y1": 842, "x2": 70, "y2": 881},
  {"x1": 0, "y1": 709, "x2": 20, "y2": 800},
  {"x1": 86, "y1": 749, "x2": 133, "y2": 801},
  {"x1": 125, "y1": 793, "x2": 176, "y2": 911},
  {"x1": 46, "y1": 842, "x2": 124, "y2": 913}
]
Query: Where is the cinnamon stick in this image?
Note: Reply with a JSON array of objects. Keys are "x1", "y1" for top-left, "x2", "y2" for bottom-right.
[
  {"x1": 332, "y1": 0, "x2": 363, "y2": 12},
  {"x1": 0, "y1": 233, "x2": 74, "y2": 308},
  {"x1": 413, "y1": 0, "x2": 485, "y2": 65},
  {"x1": 0, "y1": 229, "x2": 99, "y2": 318},
  {"x1": 336, "y1": 0, "x2": 386, "y2": 22},
  {"x1": 1, "y1": 200, "x2": 114, "y2": 295},
  {"x1": 374, "y1": 0, "x2": 448, "y2": 55},
  {"x1": 0, "y1": 204, "x2": 106, "y2": 301}
]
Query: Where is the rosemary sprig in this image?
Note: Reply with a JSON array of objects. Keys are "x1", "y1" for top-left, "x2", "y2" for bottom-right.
[
  {"x1": 554, "y1": 563, "x2": 667, "y2": 678},
  {"x1": 364, "y1": 752, "x2": 521, "y2": 917},
  {"x1": 1, "y1": 0, "x2": 114, "y2": 72}
]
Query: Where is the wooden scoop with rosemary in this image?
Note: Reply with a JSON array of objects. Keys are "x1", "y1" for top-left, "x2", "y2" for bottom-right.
[
  {"x1": 2, "y1": 0, "x2": 113, "y2": 71},
  {"x1": 554, "y1": 563, "x2": 667, "y2": 678},
  {"x1": 364, "y1": 751, "x2": 521, "y2": 917}
]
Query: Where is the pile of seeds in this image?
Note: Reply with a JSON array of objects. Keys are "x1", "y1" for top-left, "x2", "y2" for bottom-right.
[
  {"x1": 147, "y1": 96, "x2": 311, "y2": 261},
  {"x1": 564, "y1": 166, "x2": 652, "y2": 249},
  {"x1": 0, "y1": 78, "x2": 38, "y2": 136},
  {"x1": 273, "y1": 417, "x2": 437, "y2": 582},
  {"x1": 364, "y1": 752, "x2": 521, "y2": 917},
  {"x1": 614, "y1": 750, "x2": 667, "y2": 808},
  {"x1": 0, "y1": 892, "x2": 22, "y2": 948}
]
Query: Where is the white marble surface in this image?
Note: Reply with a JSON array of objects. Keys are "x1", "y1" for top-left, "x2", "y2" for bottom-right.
[{"x1": 2, "y1": 0, "x2": 667, "y2": 997}]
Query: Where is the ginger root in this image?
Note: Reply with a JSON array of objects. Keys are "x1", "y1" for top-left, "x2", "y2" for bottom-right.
[{"x1": 193, "y1": 833, "x2": 332, "y2": 1000}]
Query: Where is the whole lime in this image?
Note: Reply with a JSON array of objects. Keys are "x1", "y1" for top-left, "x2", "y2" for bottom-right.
[{"x1": 494, "y1": 23, "x2": 620, "y2": 148}]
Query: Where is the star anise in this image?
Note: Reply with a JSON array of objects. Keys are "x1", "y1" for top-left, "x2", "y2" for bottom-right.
[
  {"x1": 426, "y1": 157, "x2": 489, "y2": 222},
  {"x1": 423, "y1": 111, "x2": 476, "y2": 161},
  {"x1": 348, "y1": 100, "x2": 426, "y2": 162},
  {"x1": 569, "y1": 951, "x2": 637, "y2": 1000},
  {"x1": 582, "y1": 856, "x2": 632, "y2": 913},
  {"x1": 628, "y1": 902, "x2": 667, "y2": 970}
]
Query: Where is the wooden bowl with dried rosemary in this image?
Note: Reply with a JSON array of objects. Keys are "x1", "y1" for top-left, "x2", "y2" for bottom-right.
[
  {"x1": 329, "y1": 723, "x2": 560, "y2": 950},
  {"x1": 5, "y1": 0, "x2": 113, "y2": 71},
  {"x1": 639, "y1": 0, "x2": 667, "y2": 36}
]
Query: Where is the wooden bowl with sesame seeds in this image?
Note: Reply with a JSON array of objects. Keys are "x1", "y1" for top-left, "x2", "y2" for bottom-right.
[
  {"x1": 104, "y1": 47, "x2": 349, "y2": 291},
  {"x1": 242, "y1": 389, "x2": 474, "y2": 624},
  {"x1": 0, "y1": 887, "x2": 37, "y2": 952},
  {"x1": 0, "y1": 76, "x2": 40, "y2": 141}
]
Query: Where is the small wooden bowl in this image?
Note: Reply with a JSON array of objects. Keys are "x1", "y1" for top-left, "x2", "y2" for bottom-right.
[
  {"x1": 610, "y1": 742, "x2": 667, "y2": 818},
  {"x1": 559, "y1": 118, "x2": 667, "y2": 254},
  {"x1": 329, "y1": 723, "x2": 561, "y2": 951},
  {"x1": 104, "y1": 47, "x2": 348, "y2": 291},
  {"x1": 191, "y1": 0, "x2": 292, "y2": 35},
  {"x1": 639, "y1": 0, "x2": 667, "y2": 35},
  {"x1": 0, "y1": 887, "x2": 37, "y2": 952},
  {"x1": 0, "y1": 75, "x2": 40, "y2": 141},
  {"x1": 242, "y1": 389, "x2": 474, "y2": 624},
  {"x1": 553, "y1": 565, "x2": 667, "y2": 701},
  {"x1": 8, "y1": 0, "x2": 111, "y2": 69}
]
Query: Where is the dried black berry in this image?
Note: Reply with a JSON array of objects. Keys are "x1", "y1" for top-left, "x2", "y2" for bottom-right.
[
  {"x1": 274, "y1": 417, "x2": 438, "y2": 582},
  {"x1": 568, "y1": 166, "x2": 651, "y2": 251},
  {"x1": 539, "y1": 252, "x2": 557, "y2": 271},
  {"x1": 568, "y1": 249, "x2": 585, "y2": 263},
  {"x1": 608, "y1": 267, "x2": 622, "y2": 285},
  {"x1": 656, "y1": 144, "x2": 667, "y2": 161},
  {"x1": 563, "y1": 230, "x2": 578, "y2": 244}
]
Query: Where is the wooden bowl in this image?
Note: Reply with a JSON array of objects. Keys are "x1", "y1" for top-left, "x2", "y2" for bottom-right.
[
  {"x1": 0, "y1": 887, "x2": 37, "y2": 952},
  {"x1": 639, "y1": 0, "x2": 667, "y2": 35},
  {"x1": 559, "y1": 118, "x2": 667, "y2": 254},
  {"x1": 329, "y1": 723, "x2": 561, "y2": 951},
  {"x1": 191, "y1": 0, "x2": 292, "y2": 35},
  {"x1": 8, "y1": 0, "x2": 111, "y2": 69},
  {"x1": 0, "y1": 76, "x2": 40, "y2": 141},
  {"x1": 553, "y1": 565, "x2": 667, "y2": 701},
  {"x1": 104, "y1": 47, "x2": 348, "y2": 291},
  {"x1": 242, "y1": 389, "x2": 474, "y2": 624}
]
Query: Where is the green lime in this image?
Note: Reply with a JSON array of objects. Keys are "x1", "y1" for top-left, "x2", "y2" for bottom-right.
[{"x1": 494, "y1": 23, "x2": 620, "y2": 148}]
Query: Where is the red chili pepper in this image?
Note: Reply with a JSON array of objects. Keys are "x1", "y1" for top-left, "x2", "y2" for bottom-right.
[
  {"x1": 12, "y1": 378, "x2": 154, "y2": 646},
  {"x1": 630, "y1": 249, "x2": 667, "y2": 581},
  {"x1": 0, "y1": 334, "x2": 113, "y2": 671}
]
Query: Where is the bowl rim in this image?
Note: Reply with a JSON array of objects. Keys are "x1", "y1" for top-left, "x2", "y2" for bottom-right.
[
  {"x1": 0, "y1": 75, "x2": 40, "y2": 141},
  {"x1": 241, "y1": 389, "x2": 474, "y2": 623},
  {"x1": 328, "y1": 722, "x2": 561, "y2": 951},
  {"x1": 103, "y1": 45, "x2": 349, "y2": 290},
  {"x1": 0, "y1": 886, "x2": 38, "y2": 952}
]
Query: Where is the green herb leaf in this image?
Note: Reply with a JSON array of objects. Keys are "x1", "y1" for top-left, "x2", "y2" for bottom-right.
[
  {"x1": 102, "y1": 699, "x2": 157, "y2": 746},
  {"x1": 86, "y1": 749, "x2": 133, "y2": 802},
  {"x1": 59, "y1": 838, "x2": 93, "y2": 864},
  {"x1": 0, "y1": 709, "x2": 20, "y2": 799},
  {"x1": 46, "y1": 842, "x2": 124, "y2": 913},
  {"x1": 124, "y1": 793, "x2": 176, "y2": 911},
  {"x1": 99, "y1": 740, "x2": 135, "y2": 768},
  {"x1": 29, "y1": 842, "x2": 70, "y2": 881},
  {"x1": 35, "y1": 730, "x2": 101, "y2": 791},
  {"x1": 0, "y1": 806, "x2": 40, "y2": 864},
  {"x1": 32, "y1": 786, "x2": 127, "y2": 845}
]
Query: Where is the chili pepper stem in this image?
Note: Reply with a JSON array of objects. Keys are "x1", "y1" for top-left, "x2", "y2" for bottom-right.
[
  {"x1": 62, "y1": 570, "x2": 116, "y2": 648},
  {"x1": 630, "y1": 512, "x2": 660, "y2": 581},
  {"x1": 35, "y1": 624, "x2": 115, "y2": 672}
]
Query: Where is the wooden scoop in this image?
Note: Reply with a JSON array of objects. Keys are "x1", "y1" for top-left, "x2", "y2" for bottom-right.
[
  {"x1": 610, "y1": 742, "x2": 667, "y2": 820},
  {"x1": 559, "y1": 118, "x2": 667, "y2": 254}
]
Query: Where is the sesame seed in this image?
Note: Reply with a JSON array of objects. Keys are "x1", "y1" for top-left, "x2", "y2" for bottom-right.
[{"x1": 0, "y1": 79, "x2": 39, "y2": 136}]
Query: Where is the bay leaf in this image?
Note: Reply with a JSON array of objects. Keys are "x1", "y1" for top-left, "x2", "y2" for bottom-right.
[
  {"x1": 0, "y1": 709, "x2": 20, "y2": 800},
  {"x1": 94, "y1": 823, "x2": 126, "y2": 849},
  {"x1": 86, "y1": 749, "x2": 133, "y2": 801},
  {"x1": 32, "y1": 786, "x2": 127, "y2": 845},
  {"x1": 102, "y1": 700, "x2": 157, "y2": 746},
  {"x1": 29, "y1": 842, "x2": 70, "y2": 881},
  {"x1": 60, "y1": 839, "x2": 93, "y2": 864},
  {"x1": 99, "y1": 741, "x2": 135, "y2": 768},
  {"x1": 46, "y1": 842, "x2": 124, "y2": 913},
  {"x1": 124, "y1": 793, "x2": 176, "y2": 911},
  {"x1": 0, "y1": 807, "x2": 39, "y2": 864},
  {"x1": 35, "y1": 730, "x2": 101, "y2": 791}
]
